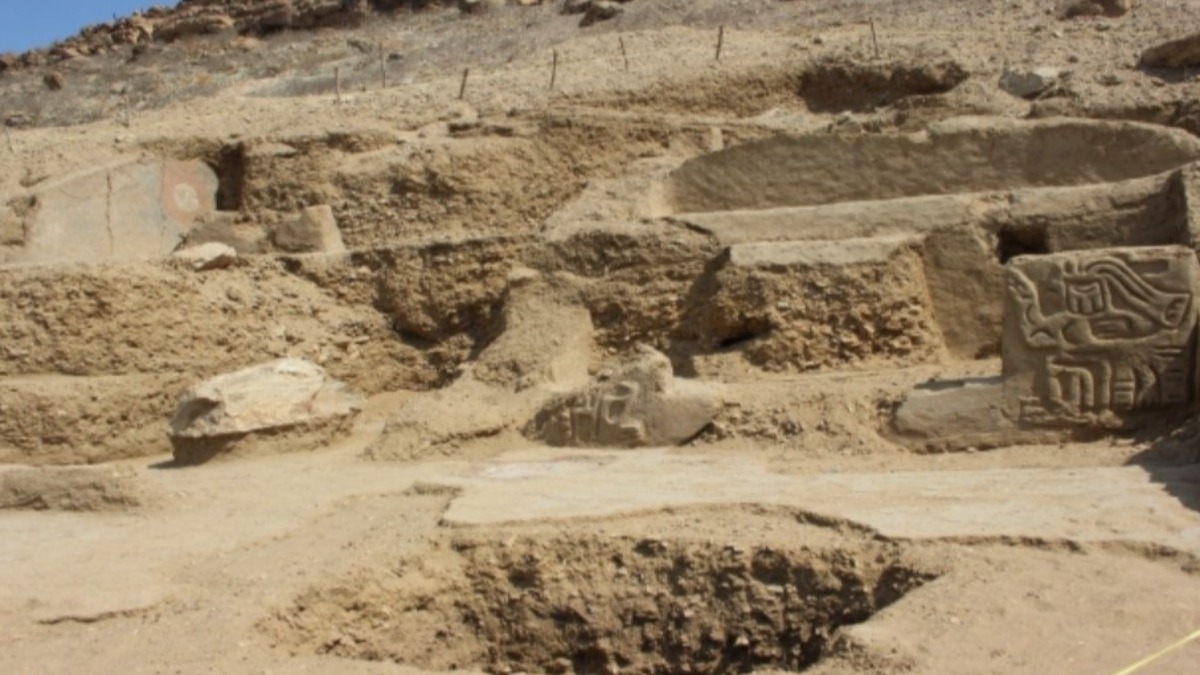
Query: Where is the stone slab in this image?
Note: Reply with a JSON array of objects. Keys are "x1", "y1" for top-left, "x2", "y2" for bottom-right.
[
  {"x1": 1003, "y1": 246, "x2": 1200, "y2": 427},
  {"x1": 1, "y1": 159, "x2": 218, "y2": 267},
  {"x1": 726, "y1": 234, "x2": 917, "y2": 269}
]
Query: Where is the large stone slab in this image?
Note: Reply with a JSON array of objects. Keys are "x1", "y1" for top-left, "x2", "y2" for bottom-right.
[
  {"x1": 1003, "y1": 246, "x2": 1200, "y2": 427},
  {"x1": 0, "y1": 159, "x2": 218, "y2": 267},
  {"x1": 169, "y1": 359, "x2": 363, "y2": 464}
]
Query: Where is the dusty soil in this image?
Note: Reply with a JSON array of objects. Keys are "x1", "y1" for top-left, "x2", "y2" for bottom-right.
[{"x1": 2, "y1": 1, "x2": 1200, "y2": 674}]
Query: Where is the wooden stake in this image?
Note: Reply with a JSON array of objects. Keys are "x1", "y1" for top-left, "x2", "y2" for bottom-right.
[
  {"x1": 550, "y1": 50, "x2": 559, "y2": 90},
  {"x1": 335, "y1": 67, "x2": 342, "y2": 104},
  {"x1": 379, "y1": 43, "x2": 386, "y2": 89},
  {"x1": 619, "y1": 36, "x2": 629, "y2": 72},
  {"x1": 869, "y1": 16, "x2": 880, "y2": 59},
  {"x1": 715, "y1": 25, "x2": 725, "y2": 61},
  {"x1": 459, "y1": 67, "x2": 470, "y2": 100}
]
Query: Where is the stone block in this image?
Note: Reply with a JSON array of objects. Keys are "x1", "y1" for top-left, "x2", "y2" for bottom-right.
[
  {"x1": 1003, "y1": 246, "x2": 1200, "y2": 427},
  {"x1": 272, "y1": 205, "x2": 346, "y2": 253}
]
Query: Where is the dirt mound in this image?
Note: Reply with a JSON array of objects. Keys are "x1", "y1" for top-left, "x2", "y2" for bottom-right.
[{"x1": 0, "y1": 466, "x2": 157, "y2": 511}]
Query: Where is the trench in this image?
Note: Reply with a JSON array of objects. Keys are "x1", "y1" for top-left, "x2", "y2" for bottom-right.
[{"x1": 268, "y1": 530, "x2": 936, "y2": 675}]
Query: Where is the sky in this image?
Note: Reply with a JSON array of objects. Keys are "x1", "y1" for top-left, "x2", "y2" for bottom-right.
[{"x1": 1, "y1": 1, "x2": 162, "y2": 53}]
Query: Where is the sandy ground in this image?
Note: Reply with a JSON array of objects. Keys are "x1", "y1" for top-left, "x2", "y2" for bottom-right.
[{"x1": 2, "y1": 1, "x2": 1200, "y2": 674}]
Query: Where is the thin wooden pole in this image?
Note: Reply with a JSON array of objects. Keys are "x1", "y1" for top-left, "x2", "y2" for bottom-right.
[
  {"x1": 715, "y1": 25, "x2": 725, "y2": 61},
  {"x1": 458, "y1": 67, "x2": 470, "y2": 100},
  {"x1": 869, "y1": 16, "x2": 880, "y2": 59},
  {"x1": 379, "y1": 43, "x2": 386, "y2": 89},
  {"x1": 619, "y1": 36, "x2": 629, "y2": 72},
  {"x1": 550, "y1": 50, "x2": 559, "y2": 90}
]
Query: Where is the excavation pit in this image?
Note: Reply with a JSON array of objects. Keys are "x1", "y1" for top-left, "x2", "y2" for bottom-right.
[{"x1": 268, "y1": 524, "x2": 938, "y2": 675}]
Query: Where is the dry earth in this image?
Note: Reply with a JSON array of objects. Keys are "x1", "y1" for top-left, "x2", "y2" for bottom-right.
[{"x1": 2, "y1": 1, "x2": 1200, "y2": 674}]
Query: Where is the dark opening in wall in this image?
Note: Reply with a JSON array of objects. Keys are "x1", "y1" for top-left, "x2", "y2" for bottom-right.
[
  {"x1": 213, "y1": 143, "x2": 247, "y2": 211},
  {"x1": 996, "y1": 226, "x2": 1049, "y2": 264}
]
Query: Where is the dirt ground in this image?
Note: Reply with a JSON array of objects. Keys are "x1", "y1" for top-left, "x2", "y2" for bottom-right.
[{"x1": 2, "y1": 1, "x2": 1200, "y2": 674}]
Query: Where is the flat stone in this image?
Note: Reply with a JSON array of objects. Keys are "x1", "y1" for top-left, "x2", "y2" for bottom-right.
[
  {"x1": 1003, "y1": 246, "x2": 1200, "y2": 427},
  {"x1": 172, "y1": 242, "x2": 237, "y2": 271},
  {"x1": 529, "y1": 346, "x2": 719, "y2": 448},
  {"x1": 726, "y1": 235, "x2": 917, "y2": 269}
]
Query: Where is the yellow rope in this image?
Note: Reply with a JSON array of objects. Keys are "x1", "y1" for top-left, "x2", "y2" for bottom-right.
[{"x1": 1111, "y1": 627, "x2": 1200, "y2": 675}]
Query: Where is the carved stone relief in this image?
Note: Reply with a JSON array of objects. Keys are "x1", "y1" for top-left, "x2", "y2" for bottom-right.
[
  {"x1": 531, "y1": 346, "x2": 719, "y2": 448},
  {"x1": 1003, "y1": 246, "x2": 1200, "y2": 426}
]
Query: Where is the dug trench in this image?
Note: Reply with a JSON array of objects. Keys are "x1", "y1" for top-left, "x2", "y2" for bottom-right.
[{"x1": 264, "y1": 507, "x2": 939, "y2": 675}]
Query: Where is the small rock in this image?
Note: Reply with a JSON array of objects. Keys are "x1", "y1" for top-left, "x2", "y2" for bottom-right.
[
  {"x1": 1060, "y1": 0, "x2": 1131, "y2": 19},
  {"x1": 459, "y1": 0, "x2": 505, "y2": 13},
  {"x1": 999, "y1": 67, "x2": 1061, "y2": 98},
  {"x1": 580, "y1": 0, "x2": 623, "y2": 27},
  {"x1": 43, "y1": 72, "x2": 64, "y2": 91},
  {"x1": 1141, "y1": 31, "x2": 1200, "y2": 69},
  {"x1": 173, "y1": 242, "x2": 238, "y2": 271}
]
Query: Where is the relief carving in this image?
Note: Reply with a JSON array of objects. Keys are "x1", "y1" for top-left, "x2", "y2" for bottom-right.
[
  {"x1": 529, "y1": 346, "x2": 720, "y2": 448},
  {"x1": 1003, "y1": 247, "x2": 1200, "y2": 426}
]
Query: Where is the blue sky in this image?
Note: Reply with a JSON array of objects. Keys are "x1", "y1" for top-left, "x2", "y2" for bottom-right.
[{"x1": 1, "y1": 1, "x2": 160, "y2": 53}]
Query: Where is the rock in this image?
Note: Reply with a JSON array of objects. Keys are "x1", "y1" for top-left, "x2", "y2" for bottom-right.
[
  {"x1": 272, "y1": 205, "x2": 346, "y2": 253},
  {"x1": 999, "y1": 67, "x2": 1061, "y2": 98},
  {"x1": 1003, "y1": 246, "x2": 1200, "y2": 429},
  {"x1": 1061, "y1": 0, "x2": 1131, "y2": 19},
  {"x1": 43, "y1": 72, "x2": 64, "y2": 91},
  {"x1": 0, "y1": 53, "x2": 14, "y2": 74},
  {"x1": 562, "y1": 0, "x2": 592, "y2": 13},
  {"x1": 580, "y1": 0, "x2": 623, "y2": 27},
  {"x1": 1141, "y1": 32, "x2": 1200, "y2": 69},
  {"x1": 172, "y1": 242, "x2": 238, "y2": 271},
  {"x1": 528, "y1": 346, "x2": 719, "y2": 448},
  {"x1": 889, "y1": 379, "x2": 1026, "y2": 453},
  {"x1": 183, "y1": 212, "x2": 270, "y2": 255},
  {"x1": 459, "y1": 0, "x2": 505, "y2": 13},
  {"x1": 169, "y1": 359, "x2": 362, "y2": 464},
  {"x1": 154, "y1": 13, "x2": 235, "y2": 43}
]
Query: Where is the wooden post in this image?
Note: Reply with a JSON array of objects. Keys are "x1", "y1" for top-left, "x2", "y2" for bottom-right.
[
  {"x1": 619, "y1": 36, "x2": 629, "y2": 72},
  {"x1": 869, "y1": 16, "x2": 880, "y2": 59},
  {"x1": 715, "y1": 25, "x2": 725, "y2": 61},
  {"x1": 379, "y1": 43, "x2": 386, "y2": 89},
  {"x1": 459, "y1": 67, "x2": 470, "y2": 100},
  {"x1": 335, "y1": 67, "x2": 342, "y2": 104},
  {"x1": 550, "y1": 50, "x2": 559, "y2": 90}
]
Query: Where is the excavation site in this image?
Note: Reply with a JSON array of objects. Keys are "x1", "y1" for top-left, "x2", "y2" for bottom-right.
[{"x1": 1, "y1": 1, "x2": 1199, "y2": 674}]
